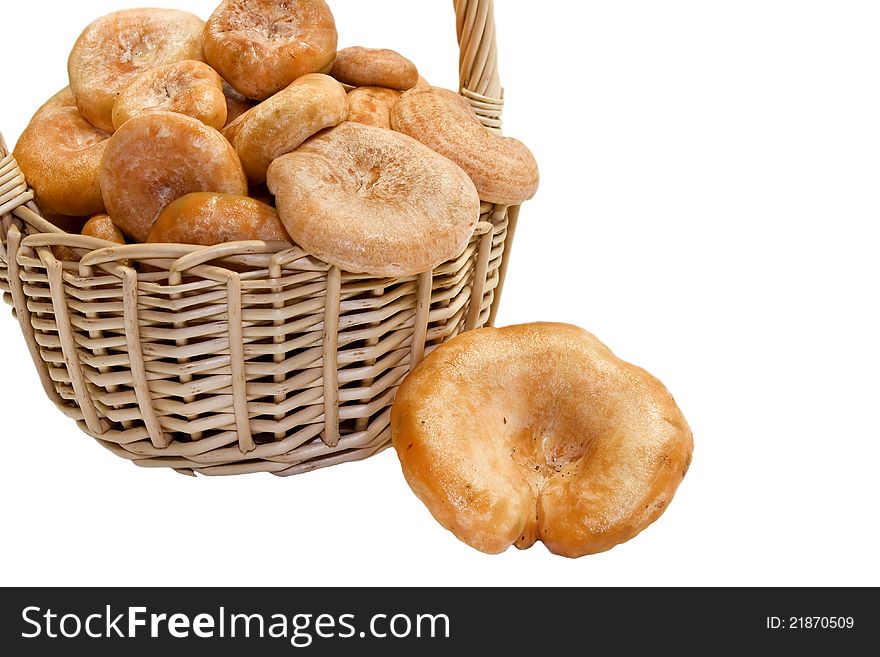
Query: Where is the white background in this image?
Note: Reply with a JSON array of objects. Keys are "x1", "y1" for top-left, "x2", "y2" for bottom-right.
[{"x1": 1, "y1": 0, "x2": 878, "y2": 587}]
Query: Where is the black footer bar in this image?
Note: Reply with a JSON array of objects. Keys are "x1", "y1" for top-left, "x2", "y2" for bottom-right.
[{"x1": 0, "y1": 587, "x2": 872, "y2": 654}]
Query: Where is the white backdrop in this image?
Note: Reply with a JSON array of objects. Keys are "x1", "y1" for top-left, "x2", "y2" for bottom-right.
[{"x1": 1, "y1": 0, "x2": 878, "y2": 587}]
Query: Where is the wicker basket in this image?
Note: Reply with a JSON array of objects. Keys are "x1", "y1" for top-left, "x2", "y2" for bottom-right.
[{"x1": 0, "y1": 0, "x2": 522, "y2": 476}]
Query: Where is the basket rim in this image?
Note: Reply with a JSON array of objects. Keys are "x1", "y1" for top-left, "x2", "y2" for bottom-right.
[{"x1": 9, "y1": 195, "x2": 503, "y2": 279}]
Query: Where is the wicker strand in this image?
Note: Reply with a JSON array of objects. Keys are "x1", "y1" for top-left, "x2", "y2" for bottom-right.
[
  {"x1": 227, "y1": 272, "x2": 255, "y2": 453},
  {"x1": 321, "y1": 266, "x2": 342, "y2": 447},
  {"x1": 122, "y1": 268, "x2": 171, "y2": 449},
  {"x1": 43, "y1": 250, "x2": 104, "y2": 435},
  {"x1": 465, "y1": 217, "x2": 497, "y2": 331},
  {"x1": 354, "y1": 284, "x2": 386, "y2": 433},
  {"x1": 165, "y1": 263, "x2": 201, "y2": 443},
  {"x1": 0, "y1": 157, "x2": 29, "y2": 212},
  {"x1": 270, "y1": 268, "x2": 288, "y2": 441},
  {"x1": 411, "y1": 271, "x2": 433, "y2": 368},
  {"x1": 0, "y1": 187, "x2": 31, "y2": 216},
  {"x1": 0, "y1": 171, "x2": 25, "y2": 202},
  {"x1": 6, "y1": 226, "x2": 66, "y2": 408},
  {"x1": 76, "y1": 257, "x2": 138, "y2": 435},
  {"x1": 488, "y1": 204, "x2": 519, "y2": 327}
]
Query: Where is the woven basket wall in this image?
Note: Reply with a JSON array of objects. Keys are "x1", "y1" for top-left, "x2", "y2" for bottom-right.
[{"x1": 0, "y1": 0, "x2": 522, "y2": 477}]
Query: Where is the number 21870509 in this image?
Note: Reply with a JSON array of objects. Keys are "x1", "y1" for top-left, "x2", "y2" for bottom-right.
[{"x1": 766, "y1": 617, "x2": 854, "y2": 629}]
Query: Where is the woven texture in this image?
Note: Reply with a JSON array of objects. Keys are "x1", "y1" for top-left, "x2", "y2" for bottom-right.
[{"x1": 0, "y1": 0, "x2": 522, "y2": 476}]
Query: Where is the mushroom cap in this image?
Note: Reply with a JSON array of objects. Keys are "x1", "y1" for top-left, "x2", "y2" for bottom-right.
[
  {"x1": 347, "y1": 86, "x2": 402, "y2": 130},
  {"x1": 14, "y1": 88, "x2": 109, "y2": 217},
  {"x1": 223, "y1": 73, "x2": 347, "y2": 185},
  {"x1": 267, "y1": 121, "x2": 480, "y2": 277},
  {"x1": 391, "y1": 323, "x2": 693, "y2": 558},
  {"x1": 81, "y1": 214, "x2": 125, "y2": 245},
  {"x1": 331, "y1": 46, "x2": 418, "y2": 91},
  {"x1": 392, "y1": 87, "x2": 540, "y2": 206},
  {"x1": 147, "y1": 192, "x2": 289, "y2": 245},
  {"x1": 99, "y1": 112, "x2": 247, "y2": 242},
  {"x1": 68, "y1": 8, "x2": 205, "y2": 132},
  {"x1": 204, "y1": 0, "x2": 338, "y2": 101},
  {"x1": 112, "y1": 60, "x2": 227, "y2": 131}
]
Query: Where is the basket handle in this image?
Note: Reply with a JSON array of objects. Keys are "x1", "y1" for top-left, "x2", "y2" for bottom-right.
[{"x1": 454, "y1": 0, "x2": 504, "y2": 131}]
